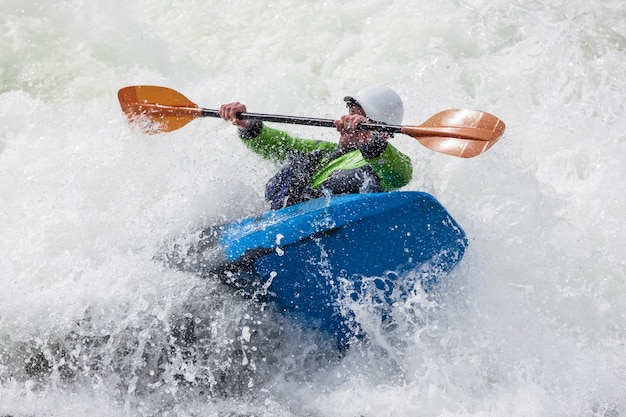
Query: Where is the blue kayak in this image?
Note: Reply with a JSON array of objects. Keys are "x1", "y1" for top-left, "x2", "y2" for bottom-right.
[{"x1": 168, "y1": 191, "x2": 467, "y2": 347}]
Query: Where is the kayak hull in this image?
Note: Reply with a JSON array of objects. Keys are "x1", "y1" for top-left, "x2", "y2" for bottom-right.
[{"x1": 168, "y1": 192, "x2": 467, "y2": 346}]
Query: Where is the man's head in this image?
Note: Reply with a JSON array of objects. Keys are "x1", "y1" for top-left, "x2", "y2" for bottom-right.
[{"x1": 344, "y1": 86, "x2": 404, "y2": 125}]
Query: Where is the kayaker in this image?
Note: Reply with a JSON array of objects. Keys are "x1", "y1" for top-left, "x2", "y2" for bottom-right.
[{"x1": 219, "y1": 86, "x2": 413, "y2": 209}]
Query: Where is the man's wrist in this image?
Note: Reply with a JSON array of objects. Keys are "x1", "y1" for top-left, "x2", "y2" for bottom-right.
[
  {"x1": 359, "y1": 134, "x2": 388, "y2": 159},
  {"x1": 238, "y1": 120, "x2": 263, "y2": 140}
]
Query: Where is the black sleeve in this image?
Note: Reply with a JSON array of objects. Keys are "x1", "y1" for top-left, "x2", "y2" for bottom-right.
[
  {"x1": 358, "y1": 133, "x2": 388, "y2": 159},
  {"x1": 238, "y1": 120, "x2": 264, "y2": 140}
]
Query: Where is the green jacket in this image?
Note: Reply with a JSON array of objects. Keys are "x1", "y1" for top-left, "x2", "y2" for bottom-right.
[{"x1": 240, "y1": 123, "x2": 412, "y2": 191}]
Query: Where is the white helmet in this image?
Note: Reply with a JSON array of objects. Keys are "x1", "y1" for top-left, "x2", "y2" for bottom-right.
[{"x1": 344, "y1": 86, "x2": 404, "y2": 125}]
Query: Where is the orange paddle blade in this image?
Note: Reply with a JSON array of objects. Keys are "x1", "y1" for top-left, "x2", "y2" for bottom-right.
[
  {"x1": 401, "y1": 109, "x2": 505, "y2": 158},
  {"x1": 118, "y1": 86, "x2": 203, "y2": 134}
]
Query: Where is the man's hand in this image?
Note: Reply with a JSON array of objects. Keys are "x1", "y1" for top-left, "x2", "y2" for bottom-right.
[
  {"x1": 335, "y1": 114, "x2": 372, "y2": 147},
  {"x1": 219, "y1": 102, "x2": 251, "y2": 129}
]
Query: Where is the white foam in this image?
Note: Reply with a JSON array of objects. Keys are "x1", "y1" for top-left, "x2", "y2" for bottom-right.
[{"x1": 1, "y1": 0, "x2": 625, "y2": 415}]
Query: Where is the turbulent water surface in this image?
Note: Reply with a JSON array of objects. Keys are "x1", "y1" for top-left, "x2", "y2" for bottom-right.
[{"x1": 1, "y1": 0, "x2": 625, "y2": 416}]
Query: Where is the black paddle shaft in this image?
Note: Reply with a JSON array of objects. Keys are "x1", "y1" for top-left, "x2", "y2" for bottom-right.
[{"x1": 201, "y1": 108, "x2": 401, "y2": 134}]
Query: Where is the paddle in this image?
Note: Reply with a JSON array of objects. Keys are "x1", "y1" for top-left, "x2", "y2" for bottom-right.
[{"x1": 118, "y1": 85, "x2": 505, "y2": 158}]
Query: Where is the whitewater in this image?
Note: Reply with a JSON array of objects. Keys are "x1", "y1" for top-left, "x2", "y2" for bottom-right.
[{"x1": 1, "y1": 0, "x2": 625, "y2": 415}]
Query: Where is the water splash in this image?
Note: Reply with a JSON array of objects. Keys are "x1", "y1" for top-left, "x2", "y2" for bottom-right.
[{"x1": 1, "y1": 0, "x2": 625, "y2": 415}]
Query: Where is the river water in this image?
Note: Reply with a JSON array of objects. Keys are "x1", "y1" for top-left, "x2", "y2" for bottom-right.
[{"x1": 1, "y1": 0, "x2": 625, "y2": 415}]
